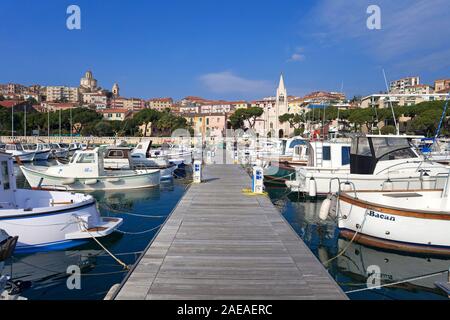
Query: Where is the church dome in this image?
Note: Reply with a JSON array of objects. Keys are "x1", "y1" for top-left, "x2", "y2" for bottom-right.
[{"x1": 84, "y1": 70, "x2": 93, "y2": 79}]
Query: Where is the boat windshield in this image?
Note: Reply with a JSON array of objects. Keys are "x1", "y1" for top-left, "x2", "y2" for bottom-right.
[
  {"x1": 371, "y1": 137, "x2": 417, "y2": 160},
  {"x1": 351, "y1": 137, "x2": 371, "y2": 156},
  {"x1": 77, "y1": 153, "x2": 96, "y2": 164}
]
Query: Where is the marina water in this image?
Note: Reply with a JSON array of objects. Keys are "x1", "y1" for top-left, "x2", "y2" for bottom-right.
[{"x1": 6, "y1": 163, "x2": 450, "y2": 300}]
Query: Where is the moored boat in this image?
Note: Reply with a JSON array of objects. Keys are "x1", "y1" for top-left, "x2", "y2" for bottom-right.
[
  {"x1": 20, "y1": 148, "x2": 160, "y2": 191},
  {"x1": 2, "y1": 143, "x2": 35, "y2": 162},
  {"x1": 0, "y1": 151, "x2": 123, "y2": 252},
  {"x1": 102, "y1": 145, "x2": 176, "y2": 180},
  {"x1": 326, "y1": 172, "x2": 450, "y2": 255},
  {"x1": 286, "y1": 135, "x2": 449, "y2": 197}
]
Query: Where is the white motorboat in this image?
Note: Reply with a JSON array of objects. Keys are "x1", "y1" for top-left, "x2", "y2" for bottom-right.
[
  {"x1": 286, "y1": 135, "x2": 449, "y2": 196},
  {"x1": 0, "y1": 151, "x2": 123, "y2": 252},
  {"x1": 322, "y1": 170, "x2": 450, "y2": 255},
  {"x1": 264, "y1": 138, "x2": 351, "y2": 186},
  {"x1": 20, "y1": 148, "x2": 160, "y2": 191},
  {"x1": 3, "y1": 143, "x2": 35, "y2": 162},
  {"x1": 23, "y1": 143, "x2": 51, "y2": 161},
  {"x1": 146, "y1": 141, "x2": 192, "y2": 166},
  {"x1": 102, "y1": 146, "x2": 176, "y2": 180},
  {"x1": 50, "y1": 143, "x2": 69, "y2": 158}
]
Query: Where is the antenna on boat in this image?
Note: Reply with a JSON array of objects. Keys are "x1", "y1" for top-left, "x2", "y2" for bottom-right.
[{"x1": 382, "y1": 69, "x2": 399, "y2": 135}]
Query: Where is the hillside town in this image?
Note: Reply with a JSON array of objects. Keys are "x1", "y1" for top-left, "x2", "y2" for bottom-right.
[{"x1": 1, "y1": 70, "x2": 449, "y2": 138}]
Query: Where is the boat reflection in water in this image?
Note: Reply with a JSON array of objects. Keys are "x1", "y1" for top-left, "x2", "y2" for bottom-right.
[{"x1": 329, "y1": 239, "x2": 450, "y2": 300}]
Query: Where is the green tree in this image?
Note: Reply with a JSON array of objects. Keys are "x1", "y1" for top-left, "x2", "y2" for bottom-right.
[
  {"x1": 133, "y1": 109, "x2": 162, "y2": 137},
  {"x1": 229, "y1": 107, "x2": 263, "y2": 130}
]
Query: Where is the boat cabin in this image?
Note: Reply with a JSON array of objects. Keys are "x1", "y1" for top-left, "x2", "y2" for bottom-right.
[
  {"x1": 350, "y1": 135, "x2": 422, "y2": 174},
  {"x1": 0, "y1": 152, "x2": 17, "y2": 208},
  {"x1": 281, "y1": 137, "x2": 307, "y2": 156},
  {"x1": 61, "y1": 149, "x2": 104, "y2": 177},
  {"x1": 102, "y1": 147, "x2": 133, "y2": 170},
  {"x1": 307, "y1": 140, "x2": 351, "y2": 168},
  {"x1": 4, "y1": 143, "x2": 25, "y2": 152}
]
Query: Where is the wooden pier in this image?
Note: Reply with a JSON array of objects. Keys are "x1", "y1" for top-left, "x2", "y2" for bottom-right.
[{"x1": 113, "y1": 164, "x2": 347, "y2": 300}]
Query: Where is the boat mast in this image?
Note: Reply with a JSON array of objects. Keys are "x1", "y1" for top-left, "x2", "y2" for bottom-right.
[
  {"x1": 11, "y1": 105, "x2": 14, "y2": 139},
  {"x1": 24, "y1": 104, "x2": 27, "y2": 138},
  {"x1": 382, "y1": 69, "x2": 399, "y2": 135},
  {"x1": 433, "y1": 93, "x2": 450, "y2": 143},
  {"x1": 47, "y1": 105, "x2": 50, "y2": 143},
  {"x1": 59, "y1": 108, "x2": 62, "y2": 138}
]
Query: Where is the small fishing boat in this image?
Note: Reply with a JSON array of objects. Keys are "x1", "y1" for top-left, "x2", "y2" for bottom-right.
[
  {"x1": 20, "y1": 148, "x2": 160, "y2": 191},
  {"x1": 323, "y1": 171, "x2": 450, "y2": 255},
  {"x1": 2, "y1": 143, "x2": 35, "y2": 162},
  {"x1": 0, "y1": 151, "x2": 123, "y2": 252},
  {"x1": 22, "y1": 143, "x2": 51, "y2": 161},
  {"x1": 50, "y1": 143, "x2": 69, "y2": 159}
]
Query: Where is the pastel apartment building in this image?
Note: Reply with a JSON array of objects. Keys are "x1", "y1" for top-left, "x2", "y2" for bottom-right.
[
  {"x1": 183, "y1": 113, "x2": 228, "y2": 138},
  {"x1": 389, "y1": 76, "x2": 420, "y2": 94},
  {"x1": 110, "y1": 97, "x2": 145, "y2": 110},
  {"x1": 46, "y1": 86, "x2": 80, "y2": 102},
  {"x1": 148, "y1": 97, "x2": 173, "y2": 111}
]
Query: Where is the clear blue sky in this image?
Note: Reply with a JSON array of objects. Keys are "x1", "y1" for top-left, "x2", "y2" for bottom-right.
[{"x1": 1, "y1": 0, "x2": 449, "y2": 100}]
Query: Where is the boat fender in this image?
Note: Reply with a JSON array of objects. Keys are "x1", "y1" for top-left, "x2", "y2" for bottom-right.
[
  {"x1": 382, "y1": 179, "x2": 393, "y2": 191},
  {"x1": 62, "y1": 178, "x2": 76, "y2": 185},
  {"x1": 84, "y1": 179, "x2": 98, "y2": 185},
  {"x1": 319, "y1": 195, "x2": 332, "y2": 221},
  {"x1": 329, "y1": 194, "x2": 338, "y2": 219},
  {"x1": 308, "y1": 178, "x2": 317, "y2": 197}
]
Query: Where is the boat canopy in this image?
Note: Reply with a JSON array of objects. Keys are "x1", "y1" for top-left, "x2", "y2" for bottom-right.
[{"x1": 350, "y1": 136, "x2": 419, "y2": 174}]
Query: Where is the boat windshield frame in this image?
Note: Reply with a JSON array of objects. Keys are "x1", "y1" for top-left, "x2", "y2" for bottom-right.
[{"x1": 350, "y1": 136, "x2": 419, "y2": 174}]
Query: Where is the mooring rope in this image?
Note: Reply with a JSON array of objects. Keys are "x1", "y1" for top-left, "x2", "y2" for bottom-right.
[
  {"x1": 116, "y1": 224, "x2": 163, "y2": 235},
  {"x1": 74, "y1": 216, "x2": 129, "y2": 270},
  {"x1": 322, "y1": 208, "x2": 369, "y2": 265},
  {"x1": 99, "y1": 203, "x2": 167, "y2": 219}
]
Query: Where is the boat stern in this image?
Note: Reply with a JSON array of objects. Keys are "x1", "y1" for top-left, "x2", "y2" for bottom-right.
[{"x1": 66, "y1": 217, "x2": 123, "y2": 240}]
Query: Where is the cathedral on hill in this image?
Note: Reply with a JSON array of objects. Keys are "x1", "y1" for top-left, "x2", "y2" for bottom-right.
[{"x1": 80, "y1": 70, "x2": 99, "y2": 93}]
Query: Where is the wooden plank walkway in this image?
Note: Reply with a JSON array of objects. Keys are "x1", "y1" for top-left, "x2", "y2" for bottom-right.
[{"x1": 114, "y1": 164, "x2": 347, "y2": 300}]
